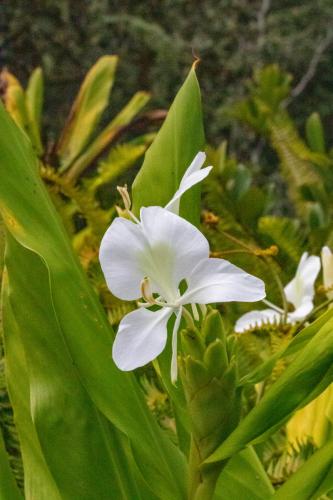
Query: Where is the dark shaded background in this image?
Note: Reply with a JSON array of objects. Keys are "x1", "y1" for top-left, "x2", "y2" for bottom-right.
[{"x1": 1, "y1": 0, "x2": 333, "y2": 152}]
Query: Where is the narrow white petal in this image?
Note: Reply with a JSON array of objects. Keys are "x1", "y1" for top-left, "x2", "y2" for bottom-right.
[
  {"x1": 180, "y1": 258, "x2": 265, "y2": 305},
  {"x1": 284, "y1": 253, "x2": 321, "y2": 309},
  {"x1": 171, "y1": 307, "x2": 182, "y2": 383},
  {"x1": 140, "y1": 206, "x2": 209, "y2": 301},
  {"x1": 112, "y1": 307, "x2": 173, "y2": 371},
  {"x1": 235, "y1": 309, "x2": 280, "y2": 333},
  {"x1": 185, "y1": 151, "x2": 206, "y2": 176},
  {"x1": 165, "y1": 166, "x2": 212, "y2": 214},
  {"x1": 99, "y1": 217, "x2": 147, "y2": 300}
]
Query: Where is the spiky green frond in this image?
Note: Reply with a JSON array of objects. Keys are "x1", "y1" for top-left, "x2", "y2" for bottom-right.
[
  {"x1": 258, "y1": 216, "x2": 305, "y2": 270},
  {"x1": 87, "y1": 139, "x2": 152, "y2": 193}
]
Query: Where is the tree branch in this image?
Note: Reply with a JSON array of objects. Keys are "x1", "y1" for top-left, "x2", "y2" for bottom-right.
[{"x1": 290, "y1": 28, "x2": 333, "y2": 100}]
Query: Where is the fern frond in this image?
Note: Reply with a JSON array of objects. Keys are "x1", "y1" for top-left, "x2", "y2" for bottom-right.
[
  {"x1": 87, "y1": 140, "x2": 151, "y2": 193},
  {"x1": 41, "y1": 165, "x2": 110, "y2": 238},
  {"x1": 270, "y1": 120, "x2": 322, "y2": 216},
  {"x1": 258, "y1": 216, "x2": 305, "y2": 270},
  {"x1": 0, "y1": 342, "x2": 24, "y2": 490}
]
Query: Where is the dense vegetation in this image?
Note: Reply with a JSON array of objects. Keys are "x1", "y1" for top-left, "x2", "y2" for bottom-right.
[{"x1": 1, "y1": 4, "x2": 333, "y2": 499}]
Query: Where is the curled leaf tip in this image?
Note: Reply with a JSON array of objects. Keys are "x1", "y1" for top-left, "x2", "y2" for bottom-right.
[{"x1": 191, "y1": 50, "x2": 201, "y2": 70}]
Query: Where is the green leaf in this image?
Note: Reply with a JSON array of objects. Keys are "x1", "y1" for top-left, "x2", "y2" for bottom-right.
[
  {"x1": 57, "y1": 55, "x2": 118, "y2": 168},
  {"x1": 0, "y1": 427, "x2": 22, "y2": 500},
  {"x1": 0, "y1": 102, "x2": 187, "y2": 499},
  {"x1": 2, "y1": 274, "x2": 62, "y2": 500},
  {"x1": 4, "y1": 232, "x2": 142, "y2": 499},
  {"x1": 213, "y1": 447, "x2": 274, "y2": 500},
  {"x1": 206, "y1": 313, "x2": 333, "y2": 464},
  {"x1": 63, "y1": 91, "x2": 151, "y2": 181},
  {"x1": 132, "y1": 62, "x2": 205, "y2": 225},
  {"x1": 272, "y1": 440, "x2": 333, "y2": 499},
  {"x1": 306, "y1": 112, "x2": 326, "y2": 154},
  {"x1": 25, "y1": 67, "x2": 44, "y2": 155}
]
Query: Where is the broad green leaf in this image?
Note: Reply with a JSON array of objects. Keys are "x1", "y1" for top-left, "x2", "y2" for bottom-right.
[
  {"x1": 132, "y1": 62, "x2": 205, "y2": 225},
  {"x1": 272, "y1": 440, "x2": 333, "y2": 499},
  {"x1": 57, "y1": 55, "x2": 118, "y2": 168},
  {"x1": 0, "y1": 102, "x2": 187, "y2": 500},
  {"x1": 25, "y1": 67, "x2": 44, "y2": 155},
  {"x1": 2, "y1": 275, "x2": 61, "y2": 500},
  {"x1": 213, "y1": 448, "x2": 274, "y2": 500},
  {"x1": 4, "y1": 233, "x2": 142, "y2": 499},
  {"x1": 0, "y1": 427, "x2": 22, "y2": 500},
  {"x1": 206, "y1": 314, "x2": 333, "y2": 464},
  {"x1": 63, "y1": 91, "x2": 150, "y2": 181}
]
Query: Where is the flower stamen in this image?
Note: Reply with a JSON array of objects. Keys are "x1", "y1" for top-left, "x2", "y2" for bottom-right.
[{"x1": 140, "y1": 277, "x2": 156, "y2": 305}]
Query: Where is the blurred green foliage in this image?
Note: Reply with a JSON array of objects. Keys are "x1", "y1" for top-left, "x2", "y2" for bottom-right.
[{"x1": 2, "y1": 0, "x2": 333, "y2": 148}]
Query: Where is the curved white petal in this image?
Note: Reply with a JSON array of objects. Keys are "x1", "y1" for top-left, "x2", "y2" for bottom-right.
[
  {"x1": 284, "y1": 252, "x2": 321, "y2": 309},
  {"x1": 140, "y1": 206, "x2": 209, "y2": 302},
  {"x1": 165, "y1": 152, "x2": 212, "y2": 214},
  {"x1": 179, "y1": 258, "x2": 265, "y2": 305},
  {"x1": 287, "y1": 301, "x2": 313, "y2": 322},
  {"x1": 112, "y1": 307, "x2": 173, "y2": 371},
  {"x1": 321, "y1": 246, "x2": 333, "y2": 299},
  {"x1": 235, "y1": 309, "x2": 280, "y2": 333},
  {"x1": 99, "y1": 217, "x2": 147, "y2": 300}
]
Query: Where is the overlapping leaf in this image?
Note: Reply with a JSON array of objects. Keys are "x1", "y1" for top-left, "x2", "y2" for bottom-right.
[{"x1": 0, "y1": 101, "x2": 186, "y2": 499}]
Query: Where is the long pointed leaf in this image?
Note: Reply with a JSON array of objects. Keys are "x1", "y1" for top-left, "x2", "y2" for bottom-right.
[
  {"x1": 4, "y1": 233, "x2": 141, "y2": 499},
  {"x1": 25, "y1": 67, "x2": 44, "y2": 155},
  {"x1": 0, "y1": 102, "x2": 187, "y2": 499},
  {"x1": 214, "y1": 447, "x2": 274, "y2": 500},
  {"x1": 57, "y1": 56, "x2": 118, "y2": 168},
  {"x1": 63, "y1": 91, "x2": 150, "y2": 181},
  {"x1": 132, "y1": 61, "x2": 205, "y2": 225}
]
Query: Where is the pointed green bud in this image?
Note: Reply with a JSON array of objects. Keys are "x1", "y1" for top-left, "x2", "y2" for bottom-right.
[
  {"x1": 184, "y1": 357, "x2": 210, "y2": 394},
  {"x1": 202, "y1": 309, "x2": 226, "y2": 345},
  {"x1": 181, "y1": 328, "x2": 205, "y2": 360},
  {"x1": 204, "y1": 339, "x2": 228, "y2": 378}
]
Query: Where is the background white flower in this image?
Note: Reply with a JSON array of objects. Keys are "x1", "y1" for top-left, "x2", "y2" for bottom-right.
[
  {"x1": 235, "y1": 252, "x2": 321, "y2": 333},
  {"x1": 321, "y1": 246, "x2": 333, "y2": 300}
]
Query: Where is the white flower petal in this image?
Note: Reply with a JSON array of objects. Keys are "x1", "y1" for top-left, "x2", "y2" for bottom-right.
[
  {"x1": 235, "y1": 309, "x2": 280, "y2": 333},
  {"x1": 112, "y1": 307, "x2": 173, "y2": 371},
  {"x1": 165, "y1": 152, "x2": 212, "y2": 214},
  {"x1": 185, "y1": 151, "x2": 206, "y2": 176},
  {"x1": 321, "y1": 246, "x2": 333, "y2": 300},
  {"x1": 140, "y1": 206, "x2": 209, "y2": 302},
  {"x1": 179, "y1": 258, "x2": 265, "y2": 305},
  {"x1": 284, "y1": 252, "x2": 321, "y2": 309},
  {"x1": 99, "y1": 217, "x2": 147, "y2": 300},
  {"x1": 287, "y1": 301, "x2": 313, "y2": 322}
]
